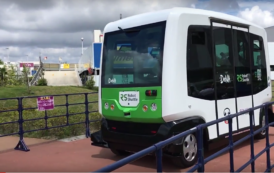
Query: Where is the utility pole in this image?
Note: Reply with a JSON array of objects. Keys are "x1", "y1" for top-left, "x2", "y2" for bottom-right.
[
  {"x1": 81, "y1": 38, "x2": 84, "y2": 55},
  {"x1": 6, "y1": 47, "x2": 9, "y2": 62},
  {"x1": 39, "y1": 51, "x2": 42, "y2": 65}
]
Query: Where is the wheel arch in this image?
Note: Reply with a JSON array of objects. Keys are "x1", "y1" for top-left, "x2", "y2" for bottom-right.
[{"x1": 171, "y1": 116, "x2": 209, "y2": 150}]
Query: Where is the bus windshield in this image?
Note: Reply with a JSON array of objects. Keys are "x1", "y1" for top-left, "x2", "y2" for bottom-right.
[{"x1": 101, "y1": 21, "x2": 166, "y2": 87}]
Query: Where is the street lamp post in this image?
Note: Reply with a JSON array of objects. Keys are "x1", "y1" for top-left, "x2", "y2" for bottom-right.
[
  {"x1": 59, "y1": 57, "x2": 62, "y2": 71},
  {"x1": 6, "y1": 48, "x2": 9, "y2": 62},
  {"x1": 81, "y1": 38, "x2": 84, "y2": 55}
]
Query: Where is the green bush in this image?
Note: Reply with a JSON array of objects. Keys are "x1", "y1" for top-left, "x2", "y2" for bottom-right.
[
  {"x1": 29, "y1": 76, "x2": 33, "y2": 81},
  {"x1": 0, "y1": 106, "x2": 102, "y2": 139},
  {"x1": 93, "y1": 86, "x2": 98, "y2": 91},
  {"x1": 37, "y1": 78, "x2": 47, "y2": 86},
  {"x1": 85, "y1": 77, "x2": 95, "y2": 89}
]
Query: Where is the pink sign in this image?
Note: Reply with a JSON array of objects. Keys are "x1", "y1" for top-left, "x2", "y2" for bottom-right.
[
  {"x1": 20, "y1": 63, "x2": 34, "y2": 67},
  {"x1": 37, "y1": 96, "x2": 54, "y2": 111}
]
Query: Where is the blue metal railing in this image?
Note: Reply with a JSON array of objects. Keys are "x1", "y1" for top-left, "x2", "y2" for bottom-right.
[
  {"x1": 0, "y1": 92, "x2": 100, "y2": 151},
  {"x1": 94, "y1": 102, "x2": 274, "y2": 172}
]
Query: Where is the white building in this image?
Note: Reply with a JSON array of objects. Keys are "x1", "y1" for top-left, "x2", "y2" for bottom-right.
[{"x1": 0, "y1": 61, "x2": 40, "y2": 77}]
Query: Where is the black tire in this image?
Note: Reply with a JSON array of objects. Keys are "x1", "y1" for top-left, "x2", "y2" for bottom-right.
[
  {"x1": 255, "y1": 111, "x2": 266, "y2": 139},
  {"x1": 172, "y1": 133, "x2": 198, "y2": 168},
  {"x1": 110, "y1": 148, "x2": 130, "y2": 156}
]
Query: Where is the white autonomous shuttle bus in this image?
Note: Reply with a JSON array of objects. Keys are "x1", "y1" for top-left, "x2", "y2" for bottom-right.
[{"x1": 91, "y1": 7, "x2": 274, "y2": 168}]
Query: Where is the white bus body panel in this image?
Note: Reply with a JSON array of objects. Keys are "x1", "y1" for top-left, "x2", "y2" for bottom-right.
[
  {"x1": 160, "y1": 8, "x2": 272, "y2": 140},
  {"x1": 162, "y1": 12, "x2": 219, "y2": 139},
  {"x1": 101, "y1": 7, "x2": 272, "y2": 140},
  {"x1": 269, "y1": 42, "x2": 274, "y2": 80}
]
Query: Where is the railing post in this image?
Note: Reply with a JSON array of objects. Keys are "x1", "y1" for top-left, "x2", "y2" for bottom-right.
[
  {"x1": 85, "y1": 93, "x2": 90, "y2": 138},
  {"x1": 197, "y1": 125, "x2": 204, "y2": 172},
  {"x1": 66, "y1": 95, "x2": 69, "y2": 125},
  {"x1": 156, "y1": 148, "x2": 163, "y2": 173},
  {"x1": 14, "y1": 97, "x2": 30, "y2": 152},
  {"x1": 264, "y1": 104, "x2": 271, "y2": 172},
  {"x1": 45, "y1": 110, "x2": 48, "y2": 129},
  {"x1": 249, "y1": 109, "x2": 255, "y2": 172},
  {"x1": 228, "y1": 115, "x2": 234, "y2": 172}
]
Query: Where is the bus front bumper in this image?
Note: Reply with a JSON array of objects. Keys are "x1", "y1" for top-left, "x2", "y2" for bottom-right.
[{"x1": 90, "y1": 118, "x2": 184, "y2": 156}]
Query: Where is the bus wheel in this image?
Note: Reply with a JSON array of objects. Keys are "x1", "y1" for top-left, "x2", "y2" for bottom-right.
[
  {"x1": 173, "y1": 133, "x2": 198, "y2": 168},
  {"x1": 110, "y1": 148, "x2": 130, "y2": 156},
  {"x1": 255, "y1": 114, "x2": 266, "y2": 139}
]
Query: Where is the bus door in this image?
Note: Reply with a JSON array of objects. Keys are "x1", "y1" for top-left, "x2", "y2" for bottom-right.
[
  {"x1": 211, "y1": 21, "x2": 238, "y2": 135},
  {"x1": 232, "y1": 26, "x2": 253, "y2": 130}
]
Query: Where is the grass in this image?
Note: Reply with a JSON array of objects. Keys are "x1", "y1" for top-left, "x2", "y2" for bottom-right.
[
  {"x1": 0, "y1": 83, "x2": 273, "y2": 140},
  {"x1": 0, "y1": 86, "x2": 97, "y2": 106},
  {"x1": 0, "y1": 86, "x2": 101, "y2": 140}
]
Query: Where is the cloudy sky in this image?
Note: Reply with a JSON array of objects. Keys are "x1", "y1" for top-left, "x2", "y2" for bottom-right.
[{"x1": 0, "y1": 0, "x2": 273, "y2": 63}]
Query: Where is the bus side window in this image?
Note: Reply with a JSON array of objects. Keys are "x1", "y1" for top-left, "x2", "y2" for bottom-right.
[
  {"x1": 270, "y1": 65, "x2": 274, "y2": 71},
  {"x1": 213, "y1": 27, "x2": 235, "y2": 100},
  {"x1": 186, "y1": 26, "x2": 214, "y2": 100},
  {"x1": 250, "y1": 34, "x2": 267, "y2": 94},
  {"x1": 234, "y1": 30, "x2": 252, "y2": 97}
]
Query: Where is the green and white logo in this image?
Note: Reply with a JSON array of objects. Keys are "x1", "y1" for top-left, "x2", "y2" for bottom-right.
[
  {"x1": 237, "y1": 74, "x2": 250, "y2": 82},
  {"x1": 119, "y1": 91, "x2": 140, "y2": 107},
  {"x1": 237, "y1": 74, "x2": 243, "y2": 82},
  {"x1": 120, "y1": 94, "x2": 127, "y2": 101}
]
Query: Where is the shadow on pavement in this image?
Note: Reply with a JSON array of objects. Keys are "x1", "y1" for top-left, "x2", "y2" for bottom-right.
[
  {"x1": 91, "y1": 135, "x2": 262, "y2": 172},
  {"x1": 92, "y1": 148, "x2": 181, "y2": 172}
]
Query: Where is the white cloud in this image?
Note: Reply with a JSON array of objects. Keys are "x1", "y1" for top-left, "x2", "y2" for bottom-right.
[
  {"x1": 0, "y1": 0, "x2": 198, "y2": 63},
  {"x1": 238, "y1": 0, "x2": 274, "y2": 12},
  {"x1": 1, "y1": 0, "x2": 273, "y2": 63},
  {"x1": 239, "y1": 5, "x2": 274, "y2": 28}
]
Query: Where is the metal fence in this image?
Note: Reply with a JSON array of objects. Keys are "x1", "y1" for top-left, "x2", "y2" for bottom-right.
[
  {"x1": 0, "y1": 92, "x2": 100, "y2": 151},
  {"x1": 95, "y1": 102, "x2": 274, "y2": 173},
  {"x1": 30, "y1": 65, "x2": 43, "y2": 86},
  {"x1": 43, "y1": 63, "x2": 78, "y2": 71}
]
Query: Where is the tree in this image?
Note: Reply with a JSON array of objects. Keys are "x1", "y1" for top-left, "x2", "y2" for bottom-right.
[
  {"x1": 0, "y1": 59, "x2": 7, "y2": 86},
  {"x1": 6, "y1": 64, "x2": 20, "y2": 86},
  {"x1": 0, "y1": 65, "x2": 7, "y2": 86},
  {"x1": 22, "y1": 64, "x2": 31, "y2": 93}
]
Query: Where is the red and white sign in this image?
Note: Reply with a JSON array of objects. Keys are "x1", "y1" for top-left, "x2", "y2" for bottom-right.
[{"x1": 20, "y1": 63, "x2": 34, "y2": 67}]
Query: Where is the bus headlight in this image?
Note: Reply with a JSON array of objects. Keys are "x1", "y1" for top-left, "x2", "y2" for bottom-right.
[
  {"x1": 110, "y1": 104, "x2": 115, "y2": 111},
  {"x1": 142, "y1": 105, "x2": 148, "y2": 112},
  {"x1": 104, "y1": 102, "x2": 109, "y2": 109},
  {"x1": 151, "y1": 103, "x2": 157, "y2": 111}
]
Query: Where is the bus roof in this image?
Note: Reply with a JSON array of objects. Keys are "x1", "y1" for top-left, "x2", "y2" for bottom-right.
[{"x1": 104, "y1": 7, "x2": 263, "y2": 33}]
